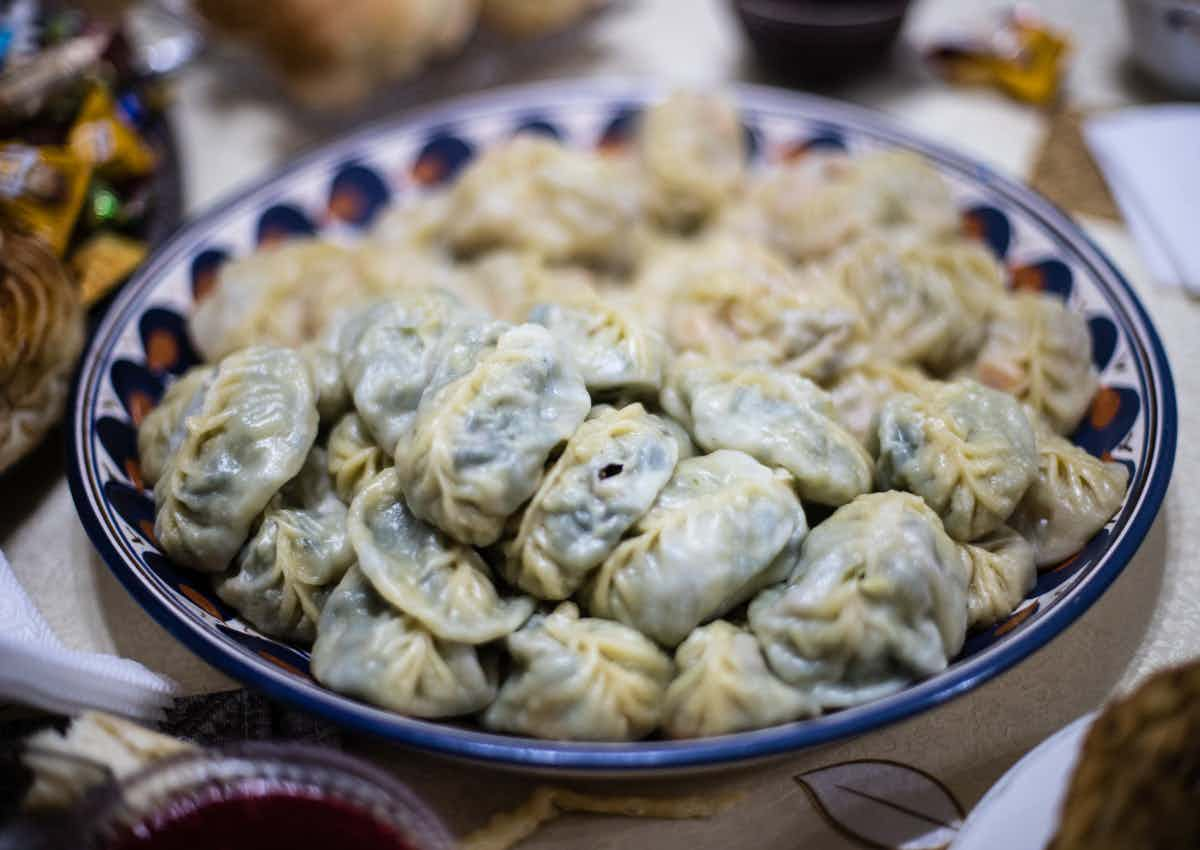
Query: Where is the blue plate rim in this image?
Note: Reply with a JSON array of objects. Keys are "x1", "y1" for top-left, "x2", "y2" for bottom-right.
[{"x1": 67, "y1": 78, "x2": 1177, "y2": 771}]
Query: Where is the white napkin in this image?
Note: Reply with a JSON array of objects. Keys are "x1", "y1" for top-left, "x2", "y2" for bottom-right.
[
  {"x1": 1084, "y1": 105, "x2": 1200, "y2": 295},
  {"x1": 0, "y1": 548, "x2": 178, "y2": 721}
]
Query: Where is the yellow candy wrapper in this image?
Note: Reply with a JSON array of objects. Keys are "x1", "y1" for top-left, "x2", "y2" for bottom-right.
[
  {"x1": 68, "y1": 83, "x2": 157, "y2": 180},
  {"x1": 927, "y1": 7, "x2": 1070, "y2": 106},
  {"x1": 69, "y1": 231, "x2": 147, "y2": 305},
  {"x1": 0, "y1": 143, "x2": 93, "y2": 256}
]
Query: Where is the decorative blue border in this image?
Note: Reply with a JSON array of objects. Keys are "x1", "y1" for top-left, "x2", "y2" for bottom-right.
[{"x1": 67, "y1": 80, "x2": 1177, "y2": 772}]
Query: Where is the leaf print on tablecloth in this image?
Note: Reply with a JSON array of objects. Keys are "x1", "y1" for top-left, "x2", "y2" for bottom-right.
[{"x1": 794, "y1": 759, "x2": 964, "y2": 850}]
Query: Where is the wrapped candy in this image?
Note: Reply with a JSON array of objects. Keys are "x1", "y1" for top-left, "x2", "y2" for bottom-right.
[
  {"x1": 0, "y1": 142, "x2": 92, "y2": 256},
  {"x1": 926, "y1": 7, "x2": 1070, "y2": 106},
  {"x1": 67, "y1": 82, "x2": 157, "y2": 179}
]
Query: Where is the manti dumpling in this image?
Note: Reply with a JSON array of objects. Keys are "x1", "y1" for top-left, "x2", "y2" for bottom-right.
[
  {"x1": 749, "y1": 492, "x2": 971, "y2": 709},
  {"x1": 663, "y1": 621, "x2": 815, "y2": 739},
  {"x1": 827, "y1": 360, "x2": 935, "y2": 448},
  {"x1": 661, "y1": 354, "x2": 872, "y2": 506},
  {"x1": 396, "y1": 323, "x2": 590, "y2": 546},
  {"x1": 216, "y1": 448, "x2": 354, "y2": 642},
  {"x1": 311, "y1": 566, "x2": 497, "y2": 718},
  {"x1": 875, "y1": 379, "x2": 1038, "y2": 542},
  {"x1": 663, "y1": 238, "x2": 868, "y2": 383},
  {"x1": 503, "y1": 403, "x2": 683, "y2": 600},
  {"x1": 336, "y1": 290, "x2": 481, "y2": 453},
  {"x1": 717, "y1": 149, "x2": 959, "y2": 263},
  {"x1": 583, "y1": 450, "x2": 807, "y2": 647},
  {"x1": 189, "y1": 239, "x2": 385, "y2": 361},
  {"x1": 637, "y1": 91, "x2": 745, "y2": 229},
  {"x1": 326, "y1": 411, "x2": 389, "y2": 504},
  {"x1": 136, "y1": 365, "x2": 213, "y2": 488},
  {"x1": 1008, "y1": 421, "x2": 1129, "y2": 566},
  {"x1": 348, "y1": 468, "x2": 534, "y2": 643},
  {"x1": 154, "y1": 346, "x2": 318, "y2": 572},
  {"x1": 443, "y1": 135, "x2": 644, "y2": 269},
  {"x1": 970, "y1": 292, "x2": 1099, "y2": 434},
  {"x1": 961, "y1": 525, "x2": 1036, "y2": 629},
  {"x1": 528, "y1": 294, "x2": 668, "y2": 398},
  {"x1": 831, "y1": 236, "x2": 1003, "y2": 373},
  {"x1": 482, "y1": 602, "x2": 673, "y2": 741}
]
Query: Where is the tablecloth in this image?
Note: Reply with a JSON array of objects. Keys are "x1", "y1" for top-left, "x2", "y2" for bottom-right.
[{"x1": 2, "y1": 0, "x2": 1197, "y2": 846}]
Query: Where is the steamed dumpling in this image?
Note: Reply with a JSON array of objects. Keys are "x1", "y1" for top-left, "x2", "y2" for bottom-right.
[
  {"x1": 503, "y1": 403, "x2": 683, "y2": 600},
  {"x1": 661, "y1": 354, "x2": 872, "y2": 506},
  {"x1": 348, "y1": 468, "x2": 534, "y2": 644},
  {"x1": 444, "y1": 135, "x2": 643, "y2": 268},
  {"x1": 326, "y1": 412, "x2": 388, "y2": 504},
  {"x1": 1009, "y1": 423, "x2": 1129, "y2": 566},
  {"x1": 336, "y1": 290, "x2": 478, "y2": 454},
  {"x1": 970, "y1": 292, "x2": 1099, "y2": 434},
  {"x1": 749, "y1": 492, "x2": 971, "y2": 709},
  {"x1": 832, "y1": 237, "x2": 1001, "y2": 373},
  {"x1": 638, "y1": 91, "x2": 745, "y2": 229},
  {"x1": 189, "y1": 239, "x2": 384, "y2": 360},
  {"x1": 875, "y1": 379, "x2": 1038, "y2": 541},
  {"x1": 216, "y1": 448, "x2": 354, "y2": 642},
  {"x1": 583, "y1": 450, "x2": 807, "y2": 647},
  {"x1": 961, "y1": 525, "x2": 1036, "y2": 629},
  {"x1": 136, "y1": 365, "x2": 213, "y2": 488},
  {"x1": 717, "y1": 150, "x2": 959, "y2": 263},
  {"x1": 311, "y1": 566, "x2": 498, "y2": 718},
  {"x1": 482, "y1": 602, "x2": 673, "y2": 741},
  {"x1": 528, "y1": 294, "x2": 668, "y2": 398},
  {"x1": 154, "y1": 346, "x2": 318, "y2": 572},
  {"x1": 663, "y1": 621, "x2": 814, "y2": 739},
  {"x1": 663, "y1": 238, "x2": 868, "y2": 383},
  {"x1": 396, "y1": 323, "x2": 590, "y2": 546}
]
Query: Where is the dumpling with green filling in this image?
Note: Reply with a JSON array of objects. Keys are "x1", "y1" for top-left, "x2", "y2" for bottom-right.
[
  {"x1": 136, "y1": 365, "x2": 213, "y2": 488},
  {"x1": 749, "y1": 492, "x2": 971, "y2": 709},
  {"x1": 154, "y1": 346, "x2": 318, "y2": 572},
  {"x1": 663, "y1": 621, "x2": 815, "y2": 739},
  {"x1": 312, "y1": 566, "x2": 497, "y2": 718},
  {"x1": 960, "y1": 525, "x2": 1036, "y2": 629},
  {"x1": 832, "y1": 237, "x2": 993, "y2": 373},
  {"x1": 482, "y1": 602, "x2": 673, "y2": 741},
  {"x1": 1009, "y1": 420, "x2": 1129, "y2": 566},
  {"x1": 348, "y1": 468, "x2": 534, "y2": 644},
  {"x1": 503, "y1": 403, "x2": 683, "y2": 600},
  {"x1": 336, "y1": 290, "x2": 480, "y2": 454},
  {"x1": 874, "y1": 378, "x2": 1038, "y2": 542},
  {"x1": 326, "y1": 411, "x2": 388, "y2": 504},
  {"x1": 528, "y1": 294, "x2": 668, "y2": 398},
  {"x1": 216, "y1": 447, "x2": 353, "y2": 642},
  {"x1": 583, "y1": 450, "x2": 807, "y2": 647},
  {"x1": 395, "y1": 323, "x2": 590, "y2": 546},
  {"x1": 661, "y1": 354, "x2": 872, "y2": 506}
]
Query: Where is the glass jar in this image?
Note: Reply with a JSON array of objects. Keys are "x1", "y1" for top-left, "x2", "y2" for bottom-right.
[{"x1": 80, "y1": 742, "x2": 454, "y2": 850}]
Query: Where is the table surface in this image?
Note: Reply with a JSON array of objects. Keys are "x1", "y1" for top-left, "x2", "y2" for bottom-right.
[{"x1": 2, "y1": 0, "x2": 1197, "y2": 846}]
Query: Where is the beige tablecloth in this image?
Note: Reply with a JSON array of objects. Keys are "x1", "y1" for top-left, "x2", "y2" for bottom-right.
[{"x1": 3, "y1": 1, "x2": 1197, "y2": 846}]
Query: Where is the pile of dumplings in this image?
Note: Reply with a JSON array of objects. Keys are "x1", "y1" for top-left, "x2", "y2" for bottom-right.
[{"x1": 139, "y1": 92, "x2": 1130, "y2": 742}]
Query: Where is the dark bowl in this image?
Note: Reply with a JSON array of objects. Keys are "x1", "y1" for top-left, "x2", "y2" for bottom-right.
[{"x1": 732, "y1": 0, "x2": 913, "y2": 81}]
